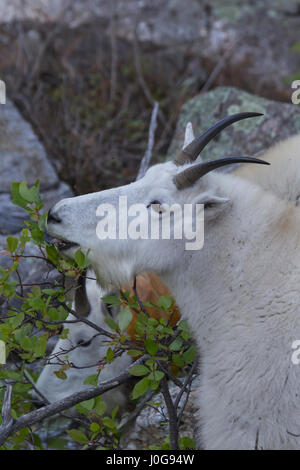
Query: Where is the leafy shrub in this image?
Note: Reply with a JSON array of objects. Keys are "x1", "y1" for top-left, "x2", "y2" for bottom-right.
[{"x1": 0, "y1": 182, "x2": 196, "y2": 450}]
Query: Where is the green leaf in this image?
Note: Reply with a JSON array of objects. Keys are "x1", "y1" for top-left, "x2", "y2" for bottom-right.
[
  {"x1": 101, "y1": 295, "x2": 122, "y2": 306},
  {"x1": 35, "y1": 335, "x2": 47, "y2": 357},
  {"x1": 78, "y1": 398, "x2": 95, "y2": 411},
  {"x1": 147, "y1": 370, "x2": 164, "y2": 382},
  {"x1": 94, "y1": 398, "x2": 107, "y2": 416},
  {"x1": 83, "y1": 374, "x2": 98, "y2": 386},
  {"x1": 145, "y1": 338, "x2": 158, "y2": 356},
  {"x1": 67, "y1": 429, "x2": 88, "y2": 443},
  {"x1": 6, "y1": 236, "x2": 18, "y2": 253},
  {"x1": 127, "y1": 349, "x2": 142, "y2": 357},
  {"x1": 59, "y1": 328, "x2": 69, "y2": 339},
  {"x1": 172, "y1": 353, "x2": 184, "y2": 367},
  {"x1": 46, "y1": 245, "x2": 59, "y2": 264},
  {"x1": 132, "y1": 376, "x2": 150, "y2": 399},
  {"x1": 75, "y1": 249, "x2": 85, "y2": 268},
  {"x1": 54, "y1": 370, "x2": 67, "y2": 380},
  {"x1": 47, "y1": 437, "x2": 68, "y2": 450},
  {"x1": 111, "y1": 405, "x2": 119, "y2": 419},
  {"x1": 19, "y1": 181, "x2": 36, "y2": 203},
  {"x1": 148, "y1": 317, "x2": 158, "y2": 327},
  {"x1": 90, "y1": 422, "x2": 100, "y2": 433},
  {"x1": 179, "y1": 436, "x2": 196, "y2": 450},
  {"x1": 291, "y1": 42, "x2": 300, "y2": 53},
  {"x1": 9, "y1": 313, "x2": 24, "y2": 329},
  {"x1": 177, "y1": 320, "x2": 190, "y2": 332},
  {"x1": 47, "y1": 307, "x2": 59, "y2": 321},
  {"x1": 183, "y1": 346, "x2": 196, "y2": 364},
  {"x1": 117, "y1": 306, "x2": 132, "y2": 331},
  {"x1": 11, "y1": 182, "x2": 27, "y2": 209},
  {"x1": 102, "y1": 416, "x2": 117, "y2": 429},
  {"x1": 157, "y1": 295, "x2": 173, "y2": 310},
  {"x1": 75, "y1": 401, "x2": 93, "y2": 415},
  {"x1": 129, "y1": 364, "x2": 149, "y2": 376},
  {"x1": 169, "y1": 337, "x2": 183, "y2": 351},
  {"x1": 104, "y1": 317, "x2": 119, "y2": 331},
  {"x1": 106, "y1": 347, "x2": 114, "y2": 362}
]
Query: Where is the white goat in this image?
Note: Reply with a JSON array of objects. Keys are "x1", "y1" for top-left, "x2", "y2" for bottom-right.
[
  {"x1": 35, "y1": 275, "x2": 131, "y2": 414},
  {"x1": 47, "y1": 112, "x2": 300, "y2": 449}
]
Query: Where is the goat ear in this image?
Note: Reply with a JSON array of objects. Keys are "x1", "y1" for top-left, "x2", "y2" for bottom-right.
[
  {"x1": 183, "y1": 122, "x2": 195, "y2": 149},
  {"x1": 192, "y1": 193, "x2": 231, "y2": 219}
]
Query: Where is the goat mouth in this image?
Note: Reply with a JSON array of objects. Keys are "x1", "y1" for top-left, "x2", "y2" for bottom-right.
[{"x1": 50, "y1": 237, "x2": 79, "y2": 252}]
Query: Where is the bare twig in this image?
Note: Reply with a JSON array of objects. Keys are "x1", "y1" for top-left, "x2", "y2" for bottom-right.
[
  {"x1": 133, "y1": 23, "x2": 166, "y2": 126},
  {"x1": 136, "y1": 101, "x2": 159, "y2": 180},
  {"x1": 201, "y1": 40, "x2": 237, "y2": 93},
  {"x1": 109, "y1": 0, "x2": 118, "y2": 102}
]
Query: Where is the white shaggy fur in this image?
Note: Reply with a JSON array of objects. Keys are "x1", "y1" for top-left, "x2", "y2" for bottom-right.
[
  {"x1": 47, "y1": 123, "x2": 300, "y2": 449},
  {"x1": 35, "y1": 277, "x2": 131, "y2": 414},
  {"x1": 234, "y1": 134, "x2": 300, "y2": 204}
]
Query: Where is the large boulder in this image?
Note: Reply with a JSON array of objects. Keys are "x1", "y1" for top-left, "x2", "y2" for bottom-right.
[
  {"x1": 0, "y1": 99, "x2": 71, "y2": 313},
  {"x1": 167, "y1": 86, "x2": 300, "y2": 164},
  {"x1": 0, "y1": 99, "x2": 72, "y2": 235}
]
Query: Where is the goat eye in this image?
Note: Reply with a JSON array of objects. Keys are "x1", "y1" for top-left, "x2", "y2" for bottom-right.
[
  {"x1": 204, "y1": 201, "x2": 215, "y2": 209},
  {"x1": 77, "y1": 338, "x2": 92, "y2": 348},
  {"x1": 147, "y1": 200, "x2": 161, "y2": 208}
]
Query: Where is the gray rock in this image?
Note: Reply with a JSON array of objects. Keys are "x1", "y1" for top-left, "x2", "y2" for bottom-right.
[
  {"x1": 167, "y1": 87, "x2": 300, "y2": 166},
  {"x1": 0, "y1": 99, "x2": 59, "y2": 193},
  {"x1": 0, "y1": 98, "x2": 72, "y2": 314}
]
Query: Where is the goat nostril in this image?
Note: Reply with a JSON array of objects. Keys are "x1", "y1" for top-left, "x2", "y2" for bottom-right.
[{"x1": 48, "y1": 209, "x2": 62, "y2": 224}]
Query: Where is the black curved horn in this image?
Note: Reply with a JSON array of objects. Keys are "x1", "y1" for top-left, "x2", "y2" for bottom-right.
[
  {"x1": 174, "y1": 112, "x2": 264, "y2": 166},
  {"x1": 174, "y1": 156, "x2": 270, "y2": 189}
]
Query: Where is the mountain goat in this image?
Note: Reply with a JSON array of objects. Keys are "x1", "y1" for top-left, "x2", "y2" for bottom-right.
[
  {"x1": 46, "y1": 111, "x2": 300, "y2": 449},
  {"x1": 35, "y1": 271, "x2": 179, "y2": 412}
]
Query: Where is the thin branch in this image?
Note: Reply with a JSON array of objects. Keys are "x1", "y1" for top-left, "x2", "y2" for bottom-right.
[
  {"x1": 109, "y1": 0, "x2": 118, "y2": 103},
  {"x1": 133, "y1": 23, "x2": 166, "y2": 126},
  {"x1": 0, "y1": 356, "x2": 146, "y2": 447},
  {"x1": 23, "y1": 369, "x2": 89, "y2": 428},
  {"x1": 117, "y1": 389, "x2": 156, "y2": 432},
  {"x1": 136, "y1": 101, "x2": 159, "y2": 180},
  {"x1": 176, "y1": 373, "x2": 195, "y2": 429},
  {"x1": 160, "y1": 376, "x2": 179, "y2": 450},
  {"x1": 60, "y1": 301, "x2": 115, "y2": 339},
  {"x1": 132, "y1": 276, "x2": 150, "y2": 317},
  {"x1": 174, "y1": 360, "x2": 197, "y2": 410},
  {"x1": 201, "y1": 40, "x2": 237, "y2": 93}
]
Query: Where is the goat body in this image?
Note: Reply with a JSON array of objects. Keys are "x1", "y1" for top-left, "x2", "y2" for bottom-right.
[{"x1": 47, "y1": 114, "x2": 300, "y2": 449}]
